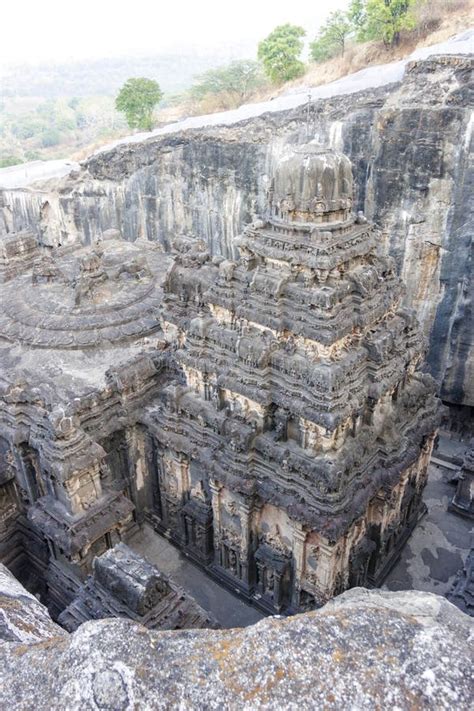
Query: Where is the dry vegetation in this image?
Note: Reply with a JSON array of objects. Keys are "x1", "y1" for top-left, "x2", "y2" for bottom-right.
[
  {"x1": 3, "y1": 0, "x2": 472, "y2": 165},
  {"x1": 158, "y1": 0, "x2": 473, "y2": 116},
  {"x1": 280, "y1": 0, "x2": 473, "y2": 97}
]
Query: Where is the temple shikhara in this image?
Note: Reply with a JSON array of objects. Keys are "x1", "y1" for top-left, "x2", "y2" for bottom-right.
[{"x1": 0, "y1": 144, "x2": 439, "y2": 618}]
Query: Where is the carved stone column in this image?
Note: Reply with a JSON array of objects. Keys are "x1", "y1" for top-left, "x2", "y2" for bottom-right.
[
  {"x1": 209, "y1": 480, "x2": 223, "y2": 566},
  {"x1": 238, "y1": 500, "x2": 252, "y2": 588},
  {"x1": 124, "y1": 425, "x2": 148, "y2": 524},
  {"x1": 316, "y1": 538, "x2": 338, "y2": 600},
  {"x1": 291, "y1": 523, "x2": 307, "y2": 610}
]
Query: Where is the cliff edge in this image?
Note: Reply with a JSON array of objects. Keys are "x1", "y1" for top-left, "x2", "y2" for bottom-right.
[{"x1": 0, "y1": 564, "x2": 472, "y2": 710}]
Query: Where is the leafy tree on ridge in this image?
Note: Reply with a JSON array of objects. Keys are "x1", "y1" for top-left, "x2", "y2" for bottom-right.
[
  {"x1": 191, "y1": 60, "x2": 267, "y2": 108},
  {"x1": 115, "y1": 77, "x2": 163, "y2": 131},
  {"x1": 349, "y1": 0, "x2": 416, "y2": 47},
  {"x1": 310, "y1": 10, "x2": 353, "y2": 62},
  {"x1": 258, "y1": 24, "x2": 306, "y2": 84}
]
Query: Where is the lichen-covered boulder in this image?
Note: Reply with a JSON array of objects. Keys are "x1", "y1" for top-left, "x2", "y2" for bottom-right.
[
  {"x1": 0, "y1": 564, "x2": 66, "y2": 644},
  {"x1": 0, "y1": 562, "x2": 472, "y2": 710}
]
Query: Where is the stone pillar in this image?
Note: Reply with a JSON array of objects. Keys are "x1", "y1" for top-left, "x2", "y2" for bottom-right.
[
  {"x1": 238, "y1": 500, "x2": 252, "y2": 589},
  {"x1": 314, "y1": 538, "x2": 337, "y2": 601},
  {"x1": 273, "y1": 571, "x2": 283, "y2": 610},
  {"x1": 209, "y1": 480, "x2": 223, "y2": 566},
  {"x1": 124, "y1": 427, "x2": 151, "y2": 512},
  {"x1": 291, "y1": 523, "x2": 307, "y2": 610}
]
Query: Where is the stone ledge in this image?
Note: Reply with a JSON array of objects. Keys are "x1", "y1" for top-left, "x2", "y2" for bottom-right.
[{"x1": 0, "y1": 563, "x2": 472, "y2": 710}]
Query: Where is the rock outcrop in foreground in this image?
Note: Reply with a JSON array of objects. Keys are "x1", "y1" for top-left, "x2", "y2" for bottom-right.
[{"x1": 1, "y1": 565, "x2": 472, "y2": 710}]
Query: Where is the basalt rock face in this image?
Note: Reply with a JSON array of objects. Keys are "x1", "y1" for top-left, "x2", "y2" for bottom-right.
[
  {"x1": 0, "y1": 563, "x2": 66, "y2": 643},
  {"x1": 1, "y1": 55, "x2": 472, "y2": 407},
  {"x1": 0, "y1": 564, "x2": 472, "y2": 711}
]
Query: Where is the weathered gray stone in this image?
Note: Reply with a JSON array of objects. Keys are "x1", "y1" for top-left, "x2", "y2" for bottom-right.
[
  {"x1": 0, "y1": 144, "x2": 439, "y2": 619},
  {"x1": 58, "y1": 543, "x2": 219, "y2": 631},
  {"x1": 1, "y1": 55, "x2": 471, "y2": 407},
  {"x1": 448, "y1": 547, "x2": 474, "y2": 616},
  {"x1": 0, "y1": 563, "x2": 66, "y2": 643},
  {"x1": 0, "y1": 562, "x2": 472, "y2": 710}
]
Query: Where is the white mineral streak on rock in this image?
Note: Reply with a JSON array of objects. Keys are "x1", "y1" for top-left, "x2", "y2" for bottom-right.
[
  {"x1": 329, "y1": 121, "x2": 344, "y2": 152},
  {"x1": 464, "y1": 110, "x2": 474, "y2": 149}
]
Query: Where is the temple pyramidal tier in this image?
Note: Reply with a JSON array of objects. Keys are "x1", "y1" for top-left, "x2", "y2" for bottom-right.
[{"x1": 0, "y1": 144, "x2": 439, "y2": 619}]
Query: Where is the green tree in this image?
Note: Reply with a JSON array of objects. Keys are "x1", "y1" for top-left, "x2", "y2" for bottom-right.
[
  {"x1": 310, "y1": 11, "x2": 353, "y2": 62},
  {"x1": 351, "y1": 0, "x2": 415, "y2": 46},
  {"x1": 348, "y1": 0, "x2": 367, "y2": 39},
  {"x1": 0, "y1": 155, "x2": 24, "y2": 168},
  {"x1": 191, "y1": 60, "x2": 267, "y2": 108},
  {"x1": 12, "y1": 116, "x2": 47, "y2": 140},
  {"x1": 68, "y1": 97, "x2": 81, "y2": 111},
  {"x1": 40, "y1": 129, "x2": 61, "y2": 147},
  {"x1": 258, "y1": 24, "x2": 306, "y2": 84},
  {"x1": 115, "y1": 77, "x2": 163, "y2": 131}
]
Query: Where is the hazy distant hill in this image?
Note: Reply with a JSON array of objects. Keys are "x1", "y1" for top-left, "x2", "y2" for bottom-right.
[
  {"x1": 0, "y1": 47, "x2": 255, "y2": 99},
  {"x1": 0, "y1": 44, "x2": 258, "y2": 166}
]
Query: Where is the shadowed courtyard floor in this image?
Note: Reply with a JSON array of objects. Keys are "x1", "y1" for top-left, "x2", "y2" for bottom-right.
[{"x1": 384, "y1": 458, "x2": 472, "y2": 596}]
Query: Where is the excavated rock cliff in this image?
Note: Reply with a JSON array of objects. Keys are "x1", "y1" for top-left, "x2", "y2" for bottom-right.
[
  {"x1": 0, "y1": 564, "x2": 472, "y2": 710},
  {"x1": 0, "y1": 53, "x2": 472, "y2": 408}
]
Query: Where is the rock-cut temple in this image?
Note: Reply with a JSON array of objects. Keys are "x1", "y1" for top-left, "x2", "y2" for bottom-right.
[{"x1": 0, "y1": 144, "x2": 439, "y2": 617}]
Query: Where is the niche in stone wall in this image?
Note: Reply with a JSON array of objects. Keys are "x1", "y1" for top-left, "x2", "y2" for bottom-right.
[
  {"x1": 215, "y1": 489, "x2": 245, "y2": 582},
  {"x1": 0, "y1": 437, "x2": 15, "y2": 485},
  {"x1": 17, "y1": 443, "x2": 44, "y2": 503},
  {"x1": 156, "y1": 449, "x2": 190, "y2": 536},
  {"x1": 148, "y1": 435, "x2": 163, "y2": 518},
  {"x1": 286, "y1": 415, "x2": 301, "y2": 445},
  {"x1": 87, "y1": 534, "x2": 109, "y2": 561},
  {"x1": 366, "y1": 523, "x2": 382, "y2": 580},
  {"x1": 253, "y1": 504, "x2": 293, "y2": 610},
  {"x1": 0, "y1": 437, "x2": 20, "y2": 532},
  {"x1": 100, "y1": 430, "x2": 129, "y2": 485},
  {"x1": 348, "y1": 537, "x2": 376, "y2": 588},
  {"x1": 182, "y1": 460, "x2": 213, "y2": 563}
]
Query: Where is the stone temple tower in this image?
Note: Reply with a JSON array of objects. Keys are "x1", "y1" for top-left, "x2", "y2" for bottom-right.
[{"x1": 153, "y1": 144, "x2": 439, "y2": 613}]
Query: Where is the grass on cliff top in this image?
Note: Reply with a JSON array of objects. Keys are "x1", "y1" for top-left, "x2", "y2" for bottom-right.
[
  {"x1": 88, "y1": 0, "x2": 473, "y2": 155},
  {"x1": 274, "y1": 0, "x2": 473, "y2": 99},
  {"x1": 3, "y1": 0, "x2": 472, "y2": 165}
]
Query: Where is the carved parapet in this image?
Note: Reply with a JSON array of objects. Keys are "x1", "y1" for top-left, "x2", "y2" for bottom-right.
[
  {"x1": 106, "y1": 354, "x2": 159, "y2": 403},
  {"x1": 27, "y1": 490, "x2": 134, "y2": 559}
]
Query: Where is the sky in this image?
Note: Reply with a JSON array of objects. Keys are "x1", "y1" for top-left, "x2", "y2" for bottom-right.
[{"x1": 1, "y1": 0, "x2": 349, "y2": 66}]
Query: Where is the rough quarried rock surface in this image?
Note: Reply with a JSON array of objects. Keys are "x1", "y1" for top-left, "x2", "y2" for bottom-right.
[
  {"x1": 0, "y1": 53, "x2": 472, "y2": 407},
  {"x1": 0, "y1": 563, "x2": 472, "y2": 710},
  {"x1": 0, "y1": 563, "x2": 66, "y2": 643}
]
